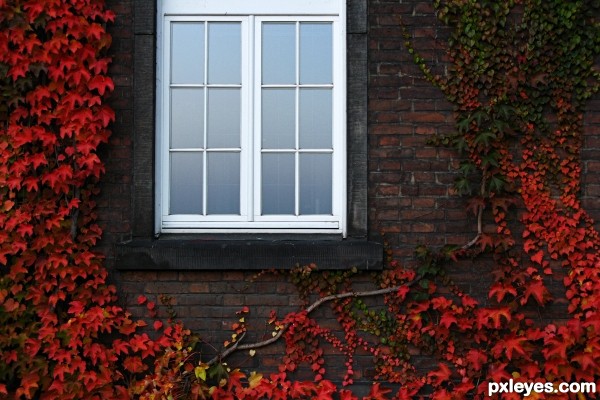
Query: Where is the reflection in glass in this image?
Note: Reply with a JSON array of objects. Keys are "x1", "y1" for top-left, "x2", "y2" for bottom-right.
[
  {"x1": 262, "y1": 89, "x2": 295, "y2": 149},
  {"x1": 262, "y1": 23, "x2": 295, "y2": 84},
  {"x1": 208, "y1": 23, "x2": 241, "y2": 84},
  {"x1": 170, "y1": 152, "x2": 203, "y2": 214},
  {"x1": 262, "y1": 153, "x2": 295, "y2": 214},
  {"x1": 299, "y1": 89, "x2": 332, "y2": 149},
  {"x1": 300, "y1": 154, "x2": 332, "y2": 214},
  {"x1": 171, "y1": 22, "x2": 204, "y2": 84},
  {"x1": 171, "y1": 88, "x2": 204, "y2": 149},
  {"x1": 207, "y1": 89, "x2": 240, "y2": 148},
  {"x1": 207, "y1": 152, "x2": 240, "y2": 214},
  {"x1": 300, "y1": 23, "x2": 332, "y2": 84}
]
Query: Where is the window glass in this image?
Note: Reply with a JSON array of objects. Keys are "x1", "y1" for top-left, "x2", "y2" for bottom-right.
[
  {"x1": 171, "y1": 88, "x2": 204, "y2": 148},
  {"x1": 207, "y1": 88, "x2": 240, "y2": 148},
  {"x1": 262, "y1": 88, "x2": 295, "y2": 149},
  {"x1": 262, "y1": 23, "x2": 295, "y2": 85},
  {"x1": 300, "y1": 23, "x2": 332, "y2": 84},
  {"x1": 262, "y1": 153, "x2": 295, "y2": 215},
  {"x1": 171, "y1": 22, "x2": 204, "y2": 84},
  {"x1": 208, "y1": 23, "x2": 241, "y2": 84},
  {"x1": 170, "y1": 152, "x2": 203, "y2": 214},
  {"x1": 300, "y1": 153, "x2": 332, "y2": 215},
  {"x1": 299, "y1": 88, "x2": 332, "y2": 149},
  {"x1": 207, "y1": 152, "x2": 240, "y2": 214}
]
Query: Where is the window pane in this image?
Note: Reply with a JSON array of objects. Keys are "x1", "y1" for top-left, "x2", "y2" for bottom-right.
[
  {"x1": 262, "y1": 23, "x2": 295, "y2": 85},
  {"x1": 171, "y1": 22, "x2": 204, "y2": 84},
  {"x1": 300, "y1": 154, "x2": 332, "y2": 214},
  {"x1": 208, "y1": 22, "x2": 241, "y2": 84},
  {"x1": 170, "y1": 152, "x2": 203, "y2": 214},
  {"x1": 207, "y1": 88, "x2": 240, "y2": 148},
  {"x1": 262, "y1": 89, "x2": 295, "y2": 149},
  {"x1": 299, "y1": 89, "x2": 332, "y2": 149},
  {"x1": 171, "y1": 88, "x2": 204, "y2": 149},
  {"x1": 262, "y1": 153, "x2": 295, "y2": 214},
  {"x1": 207, "y1": 152, "x2": 240, "y2": 214},
  {"x1": 300, "y1": 23, "x2": 332, "y2": 84}
]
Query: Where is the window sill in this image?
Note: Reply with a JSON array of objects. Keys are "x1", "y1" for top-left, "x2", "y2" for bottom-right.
[{"x1": 115, "y1": 235, "x2": 383, "y2": 271}]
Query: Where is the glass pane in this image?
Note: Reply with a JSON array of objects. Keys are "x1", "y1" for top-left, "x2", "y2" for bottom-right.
[
  {"x1": 207, "y1": 89, "x2": 240, "y2": 148},
  {"x1": 262, "y1": 89, "x2": 295, "y2": 149},
  {"x1": 207, "y1": 152, "x2": 240, "y2": 214},
  {"x1": 208, "y1": 22, "x2": 241, "y2": 84},
  {"x1": 170, "y1": 152, "x2": 203, "y2": 214},
  {"x1": 262, "y1": 23, "x2": 295, "y2": 85},
  {"x1": 262, "y1": 153, "x2": 295, "y2": 215},
  {"x1": 171, "y1": 88, "x2": 204, "y2": 149},
  {"x1": 300, "y1": 23, "x2": 332, "y2": 84},
  {"x1": 171, "y1": 22, "x2": 204, "y2": 84},
  {"x1": 299, "y1": 89, "x2": 332, "y2": 149},
  {"x1": 300, "y1": 154, "x2": 332, "y2": 215}
]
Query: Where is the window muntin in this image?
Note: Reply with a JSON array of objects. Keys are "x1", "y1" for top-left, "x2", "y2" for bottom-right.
[{"x1": 159, "y1": 11, "x2": 345, "y2": 234}]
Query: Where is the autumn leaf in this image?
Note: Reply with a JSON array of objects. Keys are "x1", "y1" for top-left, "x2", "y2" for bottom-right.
[
  {"x1": 489, "y1": 282, "x2": 517, "y2": 303},
  {"x1": 492, "y1": 334, "x2": 528, "y2": 360},
  {"x1": 87, "y1": 75, "x2": 114, "y2": 96},
  {"x1": 466, "y1": 349, "x2": 488, "y2": 370},
  {"x1": 152, "y1": 320, "x2": 163, "y2": 331},
  {"x1": 439, "y1": 311, "x2": 458, "y2": 328},
  {"x1": 428, "y1": 363, "x2": 452, "y2": 385},
  {"x1": 531, "y1": 250, "x2": 544, "y2": 265},
  {"x1": 123, "y1": 356, "x2": 146, "y2": 373},
  {"x1": 521, "y1": 280, "x2": 550, "y2": 306},
  {"x1": 96, "y1": 105, "x2": 115, "y2": 127},
  {"x1": 476, "y1": 307, "x2": 511, "y2": 329},
  {"x1": 248, "y1": 371, "x2": 263, "y2": 389}
]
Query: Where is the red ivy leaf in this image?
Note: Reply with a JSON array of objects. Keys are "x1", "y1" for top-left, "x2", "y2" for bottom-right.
[
  {"x1": 466, "y1": 349, "x2": 488, "y2": 370},
  {"x1": 16, "y1": 224, "x2": 33, "y2": 238},
  {"x1": 87, "y1": 75, "x2": 114, "y2": 96},
  {"x1": 86, "y1": 23, "x2": 106, "y2": 41},
  {"x1": 476, "y1": 307, "x2": 511, "y2": 329},
  {"x1": 123, "y1": 356, "x2": 146, "y2": 374},
  {"x1": 428, "y1": 363, "x2": 452, "y2": 385},
  {"x1": 531, "y1": 250, "x2": 544, "y2": 264},
  {"x1": 96, "y1": 105, "x2": 115, "y2": 127},
  {"x1": 68, "y1": 300, "x2": 85, "y2": 315},
  {"x1": 521, "y1": 280, "x2": 550, "y2": 306},
  {"x1": 492, "y1": 334, "x2": 528, "y2": 360}
]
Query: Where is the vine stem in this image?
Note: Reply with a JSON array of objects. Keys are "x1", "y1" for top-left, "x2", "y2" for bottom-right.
[
  {"x1": 462, "y1": 172, "x2": 486, "y2": 250},
  {"x1": 207, "y1": 275, "x2": 423, "y2": 366}
]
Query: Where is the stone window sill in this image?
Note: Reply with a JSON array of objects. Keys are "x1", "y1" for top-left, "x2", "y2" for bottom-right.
[{"x1": 115, "y1": 235, "x2": 383, "y2": 271}]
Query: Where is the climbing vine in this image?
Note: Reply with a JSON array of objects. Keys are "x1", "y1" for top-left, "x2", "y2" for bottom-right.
[
  {"x1": 0, "y1": 1, "x2": 182, "y2": 398},
  {"x1": 1, "y1": 0, "x2": 599, "y2": 399}
]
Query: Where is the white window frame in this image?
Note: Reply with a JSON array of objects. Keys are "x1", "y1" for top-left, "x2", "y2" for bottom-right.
[{"x1": 156, "y1": 0, "x2": 347, "y2": 235}]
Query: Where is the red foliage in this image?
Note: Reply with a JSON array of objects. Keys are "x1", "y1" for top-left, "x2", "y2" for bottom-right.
[{"x1": 0, "y1": 1, "x2": 170, "y2": 398}]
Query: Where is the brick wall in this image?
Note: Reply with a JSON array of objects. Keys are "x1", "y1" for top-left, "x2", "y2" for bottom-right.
[
  {"x1": 100, "y1": 0, "x2": 134, "y2": 251},
  {"x1": 98, "y1": 0, "x2": 600, "y2": 390},
  {"x1": 368, "y1": 0, "x2": 475, "y2": 265}
]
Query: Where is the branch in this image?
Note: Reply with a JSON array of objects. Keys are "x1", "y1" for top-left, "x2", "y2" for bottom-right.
[
  {"x1": 462, "y1": 203, "x2": 483, "y2": 250},
  {"x1": 207, "y1": 275, "x2": 422, "y2": 366},
  {"x1": 462, "y1": 171, "x2": 487, "y2": 250}
]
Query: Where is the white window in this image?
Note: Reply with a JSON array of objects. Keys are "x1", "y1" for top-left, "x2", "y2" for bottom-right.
[{"x1": 156, "y1": 0, "x2": 346, "y2": 234}]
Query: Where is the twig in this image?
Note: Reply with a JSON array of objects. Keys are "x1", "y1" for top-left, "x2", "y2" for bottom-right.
[
  {"x1": 462, "y1": 204, "x2": 483, "y2": 250},
  {"x1": 207, "y1": 275, "x2": 423, "y2": 366},
  {"x1": 462, "y1": 172, "x2": 487, "y2": 250}
]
